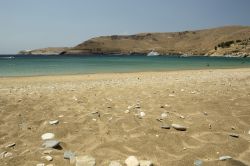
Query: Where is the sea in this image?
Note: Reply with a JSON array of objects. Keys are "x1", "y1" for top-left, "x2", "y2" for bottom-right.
[{"x1": 0, "y1": 55, "x2": 250, "y2": 77}]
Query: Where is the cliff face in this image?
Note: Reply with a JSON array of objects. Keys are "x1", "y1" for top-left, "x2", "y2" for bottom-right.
[
  {"x1": 19, "y1": 47, "x2": 70, "y2": 55},
  {"x1": 62, "y1": 26, "x2": 250, "y2": 57}
]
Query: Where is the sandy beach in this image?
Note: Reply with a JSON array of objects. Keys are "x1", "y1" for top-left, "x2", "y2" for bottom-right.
[{"x1": 0, "y1": 68, "x2": 250, "y2": 166}]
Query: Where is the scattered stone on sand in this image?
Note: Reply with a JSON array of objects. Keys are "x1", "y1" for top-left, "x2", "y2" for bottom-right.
[
  {"x1": 168, "y1": 94, "x2": 175, "y2": 97},
  {"x1": 41, "y1": 155, "x2": 53, "y2": 161},
  {"x1": 219, "y1": 156, "x2": 232, "y2": 161},
  {"x1": 161, "y1": 113, "x2": 167, "y2": 119},
  {"x1": 58, "y1": 115, "x2": 64, "y2": 118},
  {"x1": 127, "y1": 105, "x2": 133, "y2": 109},
  {"x1": 160, "y1": 105, "x2": 164, "y2": 108},
  {"x1": 75, "y1": 155, "x2": 96, "y2": 166},
  {"x1": 36, "y1": 163, "x2": 45, "y2": 166},
  {"x1": 4, "y1": 152, "x2": 13, "y2": 158},
  {"x1": 49, "y1": 120, "x2": 59, "y2": 125},
  {"x1": 135, "y1": 105, "x2": 141, "y2": 109},
  {"x1": 209, "y1": 124, "x2": 212, "y2": 129},
  {"x1": 0, "y1": 151, "x2": 7, "y2": 158},
  {"x1": 0, "y1": 151, "x2": 12, "y2": 158},
  {"x1": 229, "y1": 133, "x2": 239, "y2": 138},
  {"x1": 171, "y1": 124, "x2": 187, "y2": 131},
  {"x1": 125, "y1": 156, "x2": 139, "y2": 166},
  {"x1": 231, "y1": 126, "x2": 235, "y2": 130},
  {"x1": 194, "y1": 159, "x2": 203, "y2": 166},
  {"x1": 156, "y1": 118, "x2": 163, "y2": 122},
  {"x1": 203, "y1": 112, "x2": 208, "y2": 116},
  {"x1": 124, "y1": 110, "x2": 130, "y2": 114},
  {"x1": 64, "y1": 151, "x2": 75, "y2": 160},
  {"x1": 139, "y1": 160, "x2": 153, "y2": 166},
  {"x1": 42, "y1": 140, "x2": 60, "y2": 148},
  {"x1": 92, "y1": 118, "x2": 97, "y2": 121},
  {"x1": 161, "y1": 125, "x2": 171, "y2": 129},
  {"x1": 109, "y1": 161, "x2": 122, "y2": 166},
  {"x1": 41, "y1": 133, "x2": 55, "y2": 140},
  {"x1": 5, "y1": 142, "x2": 16, "y2": 148},
  {"x1": 164, "y1": 104, "x2": 171, "y2": 107},
  {"x1": 139, "y1": 111, "x2": 146, "y2": 118},
  {"x1": 179, "y1": 115, "x2": 185, "y2": 119},
  {"x1": 43, "y1": 150, "x2": 53, "y2": 154}
]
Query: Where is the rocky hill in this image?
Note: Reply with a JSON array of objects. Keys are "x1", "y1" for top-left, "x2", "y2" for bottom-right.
[
  {"x1": 61, "y1": 26, "x2": 250, "y2": 57},
  {"x1": 19, "y1": 26, "x2": 250, "y2": 57},
  {"x1": 19, "y1": 47, "x2": 69, "y2": 55}
]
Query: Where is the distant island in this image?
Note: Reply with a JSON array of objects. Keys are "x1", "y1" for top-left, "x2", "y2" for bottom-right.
[{"x1": 19, "y1": 26, "x2": 250, "y2": 57}]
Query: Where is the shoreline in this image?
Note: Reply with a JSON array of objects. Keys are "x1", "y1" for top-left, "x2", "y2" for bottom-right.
[{"x1": 1, "y1": 67, "x2": 250, "y2": 79}]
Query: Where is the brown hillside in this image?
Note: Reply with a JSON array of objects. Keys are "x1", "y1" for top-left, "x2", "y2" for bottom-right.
[{"x1": 63, "y1": 26, "x2": 250, "y2": 56}]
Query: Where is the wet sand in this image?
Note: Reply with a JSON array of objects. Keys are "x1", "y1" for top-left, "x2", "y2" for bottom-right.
[{"x1": 0, "y1": 69, "x2": 250, "y2": 166}]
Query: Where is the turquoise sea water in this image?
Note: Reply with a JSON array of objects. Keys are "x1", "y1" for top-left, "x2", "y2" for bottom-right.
[{"x1": 0, "y1": 55, "x2": 250, "y2": 76}]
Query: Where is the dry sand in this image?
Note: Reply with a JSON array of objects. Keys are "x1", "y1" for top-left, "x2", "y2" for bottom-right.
[{"x1": 0, "y1": 69, "x2": 250, "y2": 166}]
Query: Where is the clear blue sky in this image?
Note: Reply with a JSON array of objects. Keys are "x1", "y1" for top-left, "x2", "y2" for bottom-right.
[{"x1": 1, "y1": 0, "x2": 250, "y2": 54}]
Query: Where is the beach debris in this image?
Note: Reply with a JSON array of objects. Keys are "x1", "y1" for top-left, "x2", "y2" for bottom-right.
[
  {"x1": 5, "y1": 142, "x2": 16, "y2": 148},
  {"x1": 49, "y1": 120, "x2": 59, "y2": 125},
  {"x1": 191, "y1": 91, "x2": 196, "y2": 94},
  {"x1": 41, "y1": 155, "x2": 53, "y2": 161},
  {"x1": 42, "y1": 140, "x2": 60, "y2": 148},
  {"x1": 194, "y1": 159, "x2": 203, "y2": 166},
  {"x1": 203, "y1": 112, "x2": 208, "y2": 116},
  {"x1": 125, "y1": 156, "x2": 140, "y2": 166},
  {"x1": 156, "y1": 134, "x2": 159, "y2": 137},
  {"x1": 139, "y1": 160, "x2": 153, "y2": 166},
  {"x1": 75, "y1": 155, "x2": 96, "y2": 166},
  {"x1": 36, "y1": 163, "x2": 45, "y2": 166},
  {"x1": 92, "y1": 118, "x2": 97, "y2": 121},
  {"x1": 109, "y1": 161, "x2": 122, "y2": 166},
  {"x1": 171, "y1": 124, "x2": 187, "y2": 131},
  {"x1": 219, "y1": 156, "x2": 232, "y2": 161},
  {"x1": 41, "y1": 133, "x2": 55, "y2": 140},
  {"x1": 124, "y1": 110, "x2": 130, "y2": 114},
  {"x1": 161, "y1": 113, "x2": 168, "y2": 119},
  {"x1": 209, "y1": 124, "x2": 212, "y2": 129},
  {"x1": 161, "y1": 125, "x2": 171, "y2": 129},
  {"x1": 229, "y1": 133, "x2": 239, "y2": 138},
  {"x1": 64, "y1": 151, "x2": 75, "y2": 160}
]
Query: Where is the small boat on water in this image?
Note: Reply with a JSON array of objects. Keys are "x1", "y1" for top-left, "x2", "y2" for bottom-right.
[{"x1": 147, "y1": 51, "x2": 160, "y2": 56}]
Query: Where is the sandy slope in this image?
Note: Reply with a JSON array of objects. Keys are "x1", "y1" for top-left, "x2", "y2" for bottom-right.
[{"x1": 0, "y1": 69, "x2": 250, "y2": 166}]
